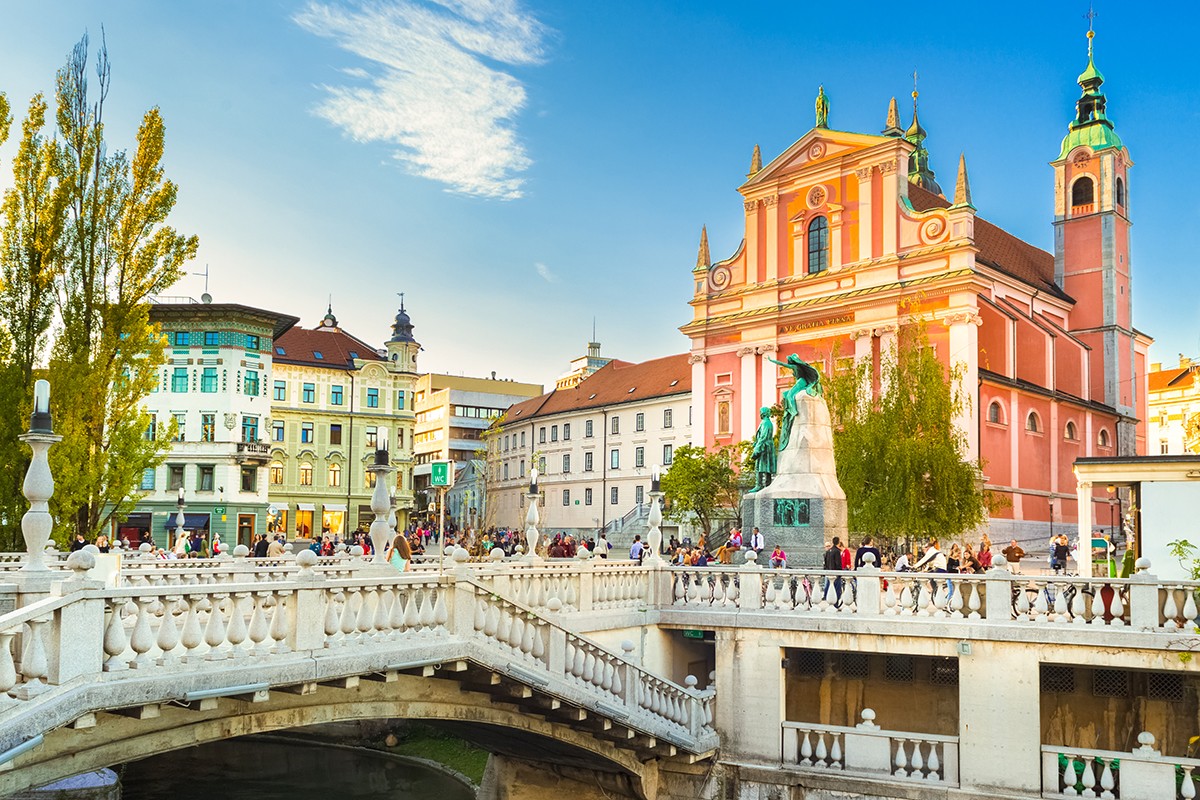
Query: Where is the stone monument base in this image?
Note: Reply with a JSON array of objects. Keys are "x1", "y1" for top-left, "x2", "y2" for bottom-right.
[{"x1": 741, "y1": 393, "x2": 847, "y2": 569}]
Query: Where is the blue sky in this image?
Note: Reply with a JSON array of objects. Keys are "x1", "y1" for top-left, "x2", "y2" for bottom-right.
[{"x1": 0, "y1": 1, "x2": 1196, "y2": 388}]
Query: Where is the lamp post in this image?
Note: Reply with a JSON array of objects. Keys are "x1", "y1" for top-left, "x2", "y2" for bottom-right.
[
  {"x1": 175, "y1": 486, "x2": 186, "y2": 554},
  {"x1": 19, "y1": 380, "x2": 63, "y2": 575},
  {"x1": 368, "y1": 426, "x2": 394, "y2": 566},
  {"x1": 524, "y1": 468, "x2": 541, "y2": 561},
  {"x1": 645, "y1": 465, "x2": 664, "y2": 563}
]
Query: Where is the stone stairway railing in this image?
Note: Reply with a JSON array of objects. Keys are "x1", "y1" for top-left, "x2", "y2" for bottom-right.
[{"x1": 0, "y1": 552, "x2": 717, "y2": 766}]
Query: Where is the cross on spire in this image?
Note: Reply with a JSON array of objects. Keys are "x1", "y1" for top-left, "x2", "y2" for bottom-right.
[
  {"x1": 397, "y1": 291, "x2": 405, "y2": 311},
  {"x1": 1085, "y1": 3, "x2": 1097, "y2": 57}
]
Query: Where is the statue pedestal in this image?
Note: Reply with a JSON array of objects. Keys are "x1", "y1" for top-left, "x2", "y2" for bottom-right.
[{"x1": 741, "y1": 393, "x2": 847, "y2": 568}]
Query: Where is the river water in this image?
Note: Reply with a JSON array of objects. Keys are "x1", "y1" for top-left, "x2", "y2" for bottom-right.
[{"x1": 119, "y1": 738, "x2": 476, "y2": 800}]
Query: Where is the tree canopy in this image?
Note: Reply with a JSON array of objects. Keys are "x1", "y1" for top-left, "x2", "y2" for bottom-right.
[
  {"x1": 660, "y1": 442, "x2": 747, "y2": 542},
  {"x1": 825, "y1": 321, "x2": 986, "y2": 548}
]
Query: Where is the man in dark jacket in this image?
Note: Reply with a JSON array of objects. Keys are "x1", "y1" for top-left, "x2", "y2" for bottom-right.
[{"x1": 823, "y1": 537, "x2": 844, "y2": 603}]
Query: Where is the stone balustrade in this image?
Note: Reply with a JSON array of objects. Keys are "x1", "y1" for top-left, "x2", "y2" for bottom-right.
[
  {"x1": 1041, "y1": 732, "x2": 1200, "y2": 800},
  {"x1": 782, "y1": 711, "x2": 959, "y2": 785}
]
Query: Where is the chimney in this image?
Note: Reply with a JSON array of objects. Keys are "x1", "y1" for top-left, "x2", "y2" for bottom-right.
[
  {"x1": 491, "y1": 371, "x2": 497, "y2": 380},
  {"x1": 1151, "y1": 362, "x2": 1161, "y2": 372},
  {"x1": 1181, "y1": 356, "x2": 1192, "y2": 369}
]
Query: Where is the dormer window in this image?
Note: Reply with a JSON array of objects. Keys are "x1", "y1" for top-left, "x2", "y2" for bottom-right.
[{"x1": 807, "y1": 216, "x2": 829, "y2": 274}]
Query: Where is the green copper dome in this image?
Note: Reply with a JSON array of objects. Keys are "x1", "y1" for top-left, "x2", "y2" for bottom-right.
[{"x1": 1058, "y1": 31, "x2": 1122, "y2": 160}]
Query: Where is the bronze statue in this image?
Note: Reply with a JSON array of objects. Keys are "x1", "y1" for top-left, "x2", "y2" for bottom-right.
[
  {"x1": 748, "y1": 406, "x2": 776, "y2": 493},
  {"x1": 767, "y1": 354, "x2": 822, "y2": 451},
  {"x1": 815, "y1": 85, "x2": 830, "y2": 129}
]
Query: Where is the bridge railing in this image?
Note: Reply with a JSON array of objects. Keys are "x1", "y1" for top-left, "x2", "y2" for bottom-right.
[
  {"x1": 664, "y1": 561, "x2": 1200, "y2": 632},
  {"x1": 1041, "y1": 733, "x2": 1200, "y2": 800},
  {"x1": 472, "y1": 560, "x2": 650, "y2": 615},
  {"x1": 0, "y1": 555, "x2": 715, "y2": 753}
]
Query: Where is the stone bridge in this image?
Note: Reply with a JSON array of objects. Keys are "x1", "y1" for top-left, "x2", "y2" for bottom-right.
[{"x1": 3, "y1": 550, "x2": 1200, "y2": 800}]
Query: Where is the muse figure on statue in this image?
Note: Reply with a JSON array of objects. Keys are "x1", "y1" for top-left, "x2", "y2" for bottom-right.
[
  {"x1": 748, "y1": 407, "x2": 776, "y2": 493},
  {"x1": 766, "y1": 354, "x2": 823, "y2": 451}
]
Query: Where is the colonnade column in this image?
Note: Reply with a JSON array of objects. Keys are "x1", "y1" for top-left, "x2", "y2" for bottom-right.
[
  {"x1": 945, "y1": 311, "x2": 983, "y2": 460},
  {"x1": 758, "y1": 344, "x2": 777, "y2": 409},
  {"x1": 688, "y1": 354, "x2": 707, "y2": 447},
  {"x1": 874, "y1": 325, "x2": 898, "y2": 397},
  {"x1": 1076, "y1": 479, "x2": 1094, "y2": 578}
]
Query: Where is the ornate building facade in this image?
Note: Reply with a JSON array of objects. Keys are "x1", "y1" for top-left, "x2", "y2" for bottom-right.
[
  {"x1": 682, "y1": 34, "x2": 1150, "y2": 541},
  {"x1": 267, "y1": 303, "x2": 419, "y2": 538},
  {"x1": 1147, "y1": 357, "x2": 1200, "y2": 455}
]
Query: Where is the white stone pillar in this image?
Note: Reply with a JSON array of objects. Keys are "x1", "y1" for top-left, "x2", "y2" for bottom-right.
[
  {"x1": 851, "y1": 328, "x2": 873, "y2": 402},
  {"x1": 758, "y1": 344, "x2": 777, "y2": 409},
  {"x1": 744, "y1": 199, "x2": 760, "y2": 282},
  {"x1": 856, "y1": 166, "x2": 873, "y2": 261},
  {"x1": 875, "y1": 325, "x2": 898, "y2": 397},
  {"x1": 689, "y1": 354, "x2": 707, "y2": 447},
  {"x1": 945, "y1": 311, "x2": 982, "y2": 460},
  {"x1": 738, "y1": 347, "x2": 758, "y2": 442},
  {"x1": 958, "y1": 643, "x2": 1042, "y2": 794},
  {"x1": 713, "y1": 627, "x2": 783, "y2": 762},
  {"x1": 763, "y1": 196, "x2": 779, "y2": 282},
  {"x1": 1076, "y1": 480, "x2": 1094, "y2": 578},
  {"x1": 880, "y1": 159, "x2": 900, "y2": 256}
]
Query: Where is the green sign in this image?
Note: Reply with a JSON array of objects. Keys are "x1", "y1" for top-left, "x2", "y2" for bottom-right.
[
  {"x1": 213, "y1": 506, "x2": 226, "y2": 515},
  {"x1": 431, "y1": 461, "x2": 452, "y2": 487},
  {"x1": 682, "y1": 629, "x2": 705, "y2": 640}
]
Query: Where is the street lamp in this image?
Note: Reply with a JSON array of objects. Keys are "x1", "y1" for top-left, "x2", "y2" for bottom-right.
[
  {"x1": 645, "y1": 465, "x2": 664, "y2": 563},
  {"x1": 367, "y1": 426, "x2": 394, "y2": 565},
  {"x1": 19, "y1": 380, "x2": 62, "y2": 574}
]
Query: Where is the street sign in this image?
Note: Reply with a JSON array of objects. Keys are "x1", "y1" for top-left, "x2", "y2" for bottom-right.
[
  {"x1": 431, "y1": 461, "x2": 453, "y2": 487},
  {"x1": 214, "y1": 506, "x2": 226, "y2": 515},
  {"x1": 682, "y1": 629, "x2": 705, "y2": 640}
]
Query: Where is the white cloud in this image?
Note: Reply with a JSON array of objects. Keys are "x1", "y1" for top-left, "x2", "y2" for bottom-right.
[
  {"x1": 295, "y1": 0, "x2": 547, "y2": 200},
  {"x1": 534, "y1": 262, "x2": 556, "y2": 282}
]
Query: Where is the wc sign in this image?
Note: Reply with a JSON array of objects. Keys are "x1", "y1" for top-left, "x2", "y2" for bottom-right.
[{"x1": 431, "y1": 461, "x2": 453, "y2": 487}]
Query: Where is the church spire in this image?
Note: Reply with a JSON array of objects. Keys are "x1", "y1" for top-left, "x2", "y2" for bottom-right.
[
  {"x1": 882, "y1": 96, "x2": 903, "y2": 136},
  {"x1": 904, "y1": 74, "x2": 942, "y2": 195},
  {"x1": 696, "y1": 225, "x2": 711, "y2": 271},
  {"x1": 1058, "y1": 22, "x2": 1123, "y2": 160},
  {"x1": 952, "y1": 152, "x2": 974, "y2": 209},
  {"x1": 748, "y1": 144, "x2": 762, "y2": 177}
]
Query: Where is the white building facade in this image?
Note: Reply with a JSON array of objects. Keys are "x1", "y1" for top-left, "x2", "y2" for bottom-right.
[
  {"x1": 487, "y1": 354, "x2": 692, "y2": 546},
  {"x1": 1147, "y1": 357, "x2": 1200, "y2": 455}
]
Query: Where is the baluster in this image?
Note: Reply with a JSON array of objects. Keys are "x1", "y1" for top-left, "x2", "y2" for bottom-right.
[
  {"x1": 926, "y1": 742, "x2": 940, "y2": 781},
  {"x1": 829, "y1": 734, "x2": 843, "y2": 769},
  {"x1": 1079, "y1": 756, "x2": 1097, "y2": 797},
  {"x1": 893, "y1": 740, "x2": 908, "y2": 777},
  {"x1": 726, "y1": 575, "x2": 740, "y2": 607},
  {"x1": 19, "y1": 618, "x2": 49, "y2": 695},
  {"x1": 323, "y1": 591, "x2": 342, "y2": 646},
  {"x1": 530, "y1": 621, "x2": 546, "y2": 663},
  {"x1": 764, "y1": 576, "x2": 778, "y2": 608},
  {"x1": 799, "y1": 731, "x2": 814, "y2": 766},
  {"x1": 909, "y1": 739, "x2": 924, "y2": 778},
  {"x1": 180, "y1": 595, "x2": 205, "y2": 662},
  {"x1": 356, "y1": 587, "x2": 375, "y2": 643},
  {"x1": 404, "y1": 588, "x2": 422, "y2": 634},
  {"x1": 1071, "y1": 588, "x2": 1088, "y2": 625},
  {"x1": 204, "y1": 593, "x2": 229, "y2": 660},
  {"x1": 1062, "y1": 754, "x2": 1079, "y2": 795},
  {"x1": 1015, "y1": 586, "x2": 1031, "y2": 620},
  {"x1": 884, "y1": 579, "x2": 898, "y2": 614},
  {"x1": 687, "y1": 572, "x2": 700, "y2": 605},
  {"x1": 967, "y1": 582, "x2": 982, "y2": 619},
  {"x1": 1090, "y1": 588, "x2": 1107, "y2": 626},
  {"x1": 948, "y1": 583, "x2": 964, "y2": 617},
  {"x1": 564, "y1": 578, "x2": 578, "y2": 610},
  {"x1": 226, "y1": 592, "x2": 249, "y2": 658},
  {"x1": 1163, "y1": 588, "x2": 1180, "y2": 630},
  {"x1": 899, "y1": 581, "x2": 914, "y2": 615},
  {"x1": 247, "y1": 592, "x2": 270, "y2": 656},
  {"x1": 128, "y1": 597, "x2": 156, "y2": 668},
  {"x1": 1185, "y1": 591, "x2": 1200, "y2": 631},
  {"x1": 103, "y1": 598, "x2": 130, "y2": 671},
  {"x1": 340, "y1": 588, "x2": 359, "y2": 643},
  {"x1": 711, "y1": 576, "x2": 726, "y2": 607},
  {"x1": 1053, "y1": 583, "x2": 1070, "y2": 622},
  {"x1": 1110, "y1": 588, "x2": 1125, "y2": 627},
  {"x1": 1098, "y1": 758, "x2": 1116, "y2": 800},
  {"x1": 932, "y1": 582, "x2": 948, "y2": 617},
  {"x1": 373, "y1": 588, "x2": 391, "y2": 641},
  {"x1": 0, "y1": 630, "x2": 18, "y2": 698},
  {"x1": 520, "y1": 615, "x2": 537, "y2": 657},
  {"x1": 673, "y1": 573, "x2": 687, "y2": 605},
  {"x1": 917, "y1": 582, "x2": 933, "y2": 616},
  {"x1": 814, "y1": 731, "x2": 828, "y2": 767},
  {"x1": 433, "y1": 588, "x2": 449, "y2": 631},
  {"x1": 1180, "y1": 765, "x2": 1197, "y2": 800}
]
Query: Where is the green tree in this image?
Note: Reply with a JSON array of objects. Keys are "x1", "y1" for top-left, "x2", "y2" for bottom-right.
[
  {"x1": 42, "y1": 34, "x2": 197, "y2": 541},
  {"x1": 0, "y1": 92, "x2": 69, "y2": 547},
  {"x1": 660, "y1": 442, "x2": 748, "y2": 542},
  {"x1": 825, "y1": 322, "x2": 986, "y2": 549}
]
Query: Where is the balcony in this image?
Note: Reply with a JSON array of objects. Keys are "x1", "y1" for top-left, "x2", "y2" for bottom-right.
[{"x1": 235, "y1": 441, "x2": 271, "y2": 464}]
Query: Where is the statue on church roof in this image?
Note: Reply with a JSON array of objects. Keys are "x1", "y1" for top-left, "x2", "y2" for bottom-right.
[{"x1": 815, "y1": 86, "x2": 830, "y2": 129}]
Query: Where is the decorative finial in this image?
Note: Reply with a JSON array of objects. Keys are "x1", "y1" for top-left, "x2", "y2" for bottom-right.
[
  {"x1": 397, "y1": 291, "x2": 405, "y2": 311},
  {"x1": 815, "y1": 85, "x2": 830, "y2": 129},
  {"x1": 953, "y1": 152, "x2": 974, "y2": 209},
  {"x1": 1086, "y1": 3, "x2": 1097, "y2": 58},
  {"x1": 882, "y1": 96, "x2": 903, "y2": 136},
  {"x1": 748, "y1": 144, "x2": 762, "y2": 177},
  {"x1": 696, "y1": 225, "x2": 711, "y2": 271}
]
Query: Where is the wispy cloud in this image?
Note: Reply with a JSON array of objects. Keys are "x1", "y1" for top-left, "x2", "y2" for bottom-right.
[
  {"x1": 534, "y1": 262, "x2": 556, "y2": 282},
  {"x1": 295, "y1": 0, "x2": 547, "y2": 200}
]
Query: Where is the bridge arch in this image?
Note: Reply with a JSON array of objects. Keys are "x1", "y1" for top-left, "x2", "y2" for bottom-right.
[{"x1": 0, "y1": 676, "x2": 660, "y2": 799}]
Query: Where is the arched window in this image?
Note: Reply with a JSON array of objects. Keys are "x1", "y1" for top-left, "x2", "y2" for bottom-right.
[
  {"x1": 269, "y1": 462, "x2": 284, "y2": 485},
  {"x1": 1065, "y1": 420, "x2": 1078, "y2": 441},
  {"x1": 1071, "y1": 176, "x2": 1094, "y2": 208},
  {"x1": 1098, "y1": 428, "x2": 1111, "y2": 448},
  {"x1": 1025, "y1": 411, "x2": 1041, "y2": 433},
  {"x1": 299, "y1": 462, "x2": 313, "y2": 486},
  {"x1": 1116, "y1": 177, "x2": 1125, "y2": 207},
  {"x1": 807, "y1": 216, "x2": 829, "y2": 274},
  {"x1": 987, "y1": 401, "x2": 1004, "y2": 425},
  {"x1": 328, "y1": 462, "x2": 342, "y2": 487}
]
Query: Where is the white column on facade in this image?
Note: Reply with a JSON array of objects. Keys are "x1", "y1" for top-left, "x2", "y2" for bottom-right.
[
  {"x1": 763, "y1": 196, "x2": 779, "y2": 282},
  {"x1": 850, "y1": 327, "x2": 873, "y2": 401},
  {"x1": 757, "y1": 344, "x2": 777, "y2": 410},
  {"x1": 689, "y1": 354, "x2": 707, "y2": 447},
  {"x1": 945, "y1": 311, "x2": 982, "y2": 460},
  {"x1": 879, "y1": 159, "x2": 899, "y2": 256},
  {"x1": 744, "y1": 200, "x2": 760, "y2": 282},
  {"x1": 1009, "y1": 388, "x2": 1022, "y2": 519},
  {"x1": 874, "y1": 325, "x2": 898, "y2": 397},
  {"x1": 855, "y1": 166, "x2": 873, "y2": 262},
  {"x1": 738, "y1": 347, "x2": 758, "y2": 442},
  {"x1": 1076, "y1": 480, "x2": 1094, "y2": 578}
]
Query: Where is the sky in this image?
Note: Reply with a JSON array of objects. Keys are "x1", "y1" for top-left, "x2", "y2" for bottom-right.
[{"x1": 0, "y1": 1, "x2": 1197, "y2": 389}]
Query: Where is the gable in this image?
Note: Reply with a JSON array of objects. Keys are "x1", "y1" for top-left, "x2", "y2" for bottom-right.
[{"x1": 741, "y1": 128, "x2": 895, "y2": 190}]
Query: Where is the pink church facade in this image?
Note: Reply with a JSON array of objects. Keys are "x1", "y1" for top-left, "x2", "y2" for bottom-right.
[{"x1": 682, "y1": 42, "x2": 1149, "y2": 541}]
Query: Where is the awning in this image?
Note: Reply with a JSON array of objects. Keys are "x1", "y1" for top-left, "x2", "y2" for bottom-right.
[
  {"x1": 163, "y1": 513, "x2": 211, "y2": 531},
  {"x1": 296, "y1": 503, "x2": 316, "y2": 511},
  {"x1": 323, "y1": 504, "x2": 347, "y2": 513}
]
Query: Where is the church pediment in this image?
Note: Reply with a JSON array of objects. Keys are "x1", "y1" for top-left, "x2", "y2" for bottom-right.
[{"x1": 741, "y1": 129, "x2": 892, "y2": 191}]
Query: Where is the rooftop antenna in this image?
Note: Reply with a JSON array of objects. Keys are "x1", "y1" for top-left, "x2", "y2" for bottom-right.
[{"x1": 192, "y1": 263, "x2": 211, "y2": 303}]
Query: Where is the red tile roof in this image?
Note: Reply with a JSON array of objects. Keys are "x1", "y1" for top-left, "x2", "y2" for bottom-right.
[
  {"x1": 907, "y1": 184, "x2": 1071, "y2": 302},
  {"x1": 1149, "y1": 366, "x2": 1197, "y2": 392},
  {"x1": 502, "y1": 354, "x2": 692, "y2": 424},
  {"x1": 273, "y1": 325, "x2": 385, "y2": 369}
]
